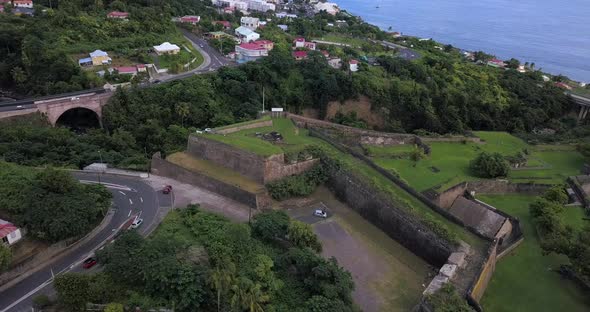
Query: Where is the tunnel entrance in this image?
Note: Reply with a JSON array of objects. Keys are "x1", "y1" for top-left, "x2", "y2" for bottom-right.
[{"x1": 55, "y1": 107, "x2": 101, "y2": 131}]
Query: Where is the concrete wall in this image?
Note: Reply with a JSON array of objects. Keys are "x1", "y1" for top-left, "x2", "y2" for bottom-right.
[
  {"x1": 215, "y1": 120, "x2": 273, "y2": 135},
  {"x1": 468, "y1": 180, "x2": 553, "y2": 195},
  {"x1": 468, "y1": 241, "x2": 498, "y2": 303},
  {"x1": 328, "y1": 169, "x2": 453, "y2": 267},
  {"x1": 151, "y1": 153, "x2": 272, "y2": 209}
]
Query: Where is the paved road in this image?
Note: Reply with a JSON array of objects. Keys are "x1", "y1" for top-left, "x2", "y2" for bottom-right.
[
  {"x1": 0, "y1": 32, "x2": 233, "y2": 112},
  {"x1": 0, "y1": 172, "x2": 169, "y2": 312},
  {"x1": 158, "y1": 30, "x2": 233, "y2": 83}
]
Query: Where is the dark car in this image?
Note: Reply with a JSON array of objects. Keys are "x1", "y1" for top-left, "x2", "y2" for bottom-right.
[
  {"x1": 163, "y1": 185, "x2": 172, "y2": 194},
  {"x1": 82, "y1": 257, "x2": 97, "y2": 269}
]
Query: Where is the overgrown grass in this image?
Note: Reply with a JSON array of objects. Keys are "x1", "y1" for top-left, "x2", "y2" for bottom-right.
[
  {"x1": 370, "y1": 132, "x2": 584, "y2": 192},
  {"x1": 166, "y1": 152, "x2": 264, "y2": 193},
  {"x1": 478, "y1": 195, "x2": 590, "y2": 312}
]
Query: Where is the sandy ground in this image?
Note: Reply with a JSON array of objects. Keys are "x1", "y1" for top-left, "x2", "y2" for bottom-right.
[{"x1": 284, "y1": 187, "x2": 433, "y2": 312}]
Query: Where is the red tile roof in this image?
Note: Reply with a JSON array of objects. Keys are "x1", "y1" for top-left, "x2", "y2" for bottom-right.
[
  {"x1": 0, "y1": 222, "x2": 17, "y2": 239},
  {"x1": 294, "y1": 37, "x2": 305, "y2": 43},
  {"x1": 115, "y1": 66, "x2": 137, "y2": 74},
  {"x1": 214, "y1": 21, "x2": 231, "y2": 28},
  {"x1": 293, "y1": 51, "x2": 308, "y2": 58},
  {"x1": 107, "y1": 11, "x2": 129, "y2": 18},
  {"x1": 349, "y1": 59, "x2": 359, "y2": 64},
  {"x1": 239, "y1": 43, "x2": 268, "y2": 50}
]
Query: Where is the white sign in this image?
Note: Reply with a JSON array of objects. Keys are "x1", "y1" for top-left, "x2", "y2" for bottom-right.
[{"x1": 271, "y1": 108, "x2": 284, "y2": 112}]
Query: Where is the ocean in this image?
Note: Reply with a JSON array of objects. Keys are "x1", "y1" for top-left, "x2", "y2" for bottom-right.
[{"x1": 334, "y1": 0, "x2": 590, "y2": 82}]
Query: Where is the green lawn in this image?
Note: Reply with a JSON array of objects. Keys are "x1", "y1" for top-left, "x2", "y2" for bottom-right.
[
  {"x1": 370, "y1": 132, "x2": 584, "y2": 192},
  {"x1": 478, "y1": 195, "x2": 590, "y2": 312},
  {"x1": 364, "y1": 144, "x2": 415, "y2": 158},
  {"x1": 314, "y1": 34, "x2": 367, "y2": 47}
]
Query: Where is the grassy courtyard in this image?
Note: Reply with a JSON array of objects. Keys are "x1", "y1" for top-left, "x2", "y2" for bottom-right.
[
  {"x1": 370, "y1": 132, "x2": 584, "y2": 192},
  {"x1": 477, "y1": 195, "x2": 590, "y2": 312}
]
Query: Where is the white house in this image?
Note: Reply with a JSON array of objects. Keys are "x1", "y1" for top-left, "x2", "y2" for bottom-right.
[
  {"x1": 240, "y1": 16, "x2": 260, "y2": 30},
  {"x1": 153, "y1": 42, "x2": 180, "y2": 55},
  {"x1": 235, "y1": 26, "x2": 260, "y2": 42},
  {"x1": 0, "y1": 219, "x2": 22, "y2": 246},
  {"x1": 247, "y1": 0, "x2": 275, "y2": 12},
  {"x1": 13, "y1": 0, "x2": 33, "y2": 8},
  {"x1": 349, "y1": 59, "x2": 359, "y2": 72},
  {"x1": 235, "y1": 40, "x2": 274, "y2": 63}
]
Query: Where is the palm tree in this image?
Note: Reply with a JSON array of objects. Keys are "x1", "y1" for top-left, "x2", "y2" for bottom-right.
[
  {"x1": 209, "y1": 261, "x2": 236, "y2": 312},
  {"x1": 230, "y1": 278, "x2": 269, "y2": 312},
  {"x1": 176, "y1": 102, "x2": 190, "y2": 127}
]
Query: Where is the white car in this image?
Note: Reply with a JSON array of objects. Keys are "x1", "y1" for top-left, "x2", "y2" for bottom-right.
[
  {"x1": 313, "y1": 210, "x2": 328, "y2": 218},
  {"x1": 131, "y1": 218, "x2": 143, "y2": 229}
]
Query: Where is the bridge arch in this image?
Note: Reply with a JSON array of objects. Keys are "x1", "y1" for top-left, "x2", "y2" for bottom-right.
[{"x1": 54, "y1": 106, "x2": 101, "y2": 130}]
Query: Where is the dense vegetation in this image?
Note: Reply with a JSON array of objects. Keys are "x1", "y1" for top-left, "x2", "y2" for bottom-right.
[
  {"x1": 530, "y1": 187, "x2": 590, "y2": 285},
  {"x1": 0, "y1": 162, "x2": 111, "y2": 243},
  {"x1": 52, "y1": 207, "x2": 354, "y2": 312},
  {"x1": 0, "y1": 0, "x2": 211, "y2": 95}
]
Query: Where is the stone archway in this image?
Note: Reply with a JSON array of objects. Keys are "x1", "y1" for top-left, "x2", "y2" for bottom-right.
[{"x1": 54, "y1": 107, "x2": 101, "y2": 130}]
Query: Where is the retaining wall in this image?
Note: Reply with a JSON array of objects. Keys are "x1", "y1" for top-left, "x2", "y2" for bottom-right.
[
  {"x1": 187, "y1": 135, "x2": 319, "y2": 184},
  {"x1": 328, "y1": 169, "x2": 453, "y2": 266},
  {"x1": 151, "y1": 153, "x2": 272, "y2": 209}
]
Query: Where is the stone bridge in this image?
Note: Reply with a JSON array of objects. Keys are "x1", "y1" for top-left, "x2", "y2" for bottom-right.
[{"x1": 0, "y1": 89, "x2": 113, "y2": 126}]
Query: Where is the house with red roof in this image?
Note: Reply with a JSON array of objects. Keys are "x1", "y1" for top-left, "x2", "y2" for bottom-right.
[
  {"x1": 349, "y1": 59, "x2": 359, "y2": 72},
  {"x1": 555, "y1": 82, "x2": 573, "y2": 90},
  {"x1": 293, "y1": 38, "x2": 316, "y2": 50},
  {"x1": 13, "y1": 0, "x2": 33, "y2": 8},
  {"x1": 487, "y1": 58, "x2": 506, "y2": 68},
  {"x1": 213, "y1": 21, "x2": 232, "y2": 30},
  {"x1": 180, "y1": 15, "x2": 200, "y2": 25},
  {"x1": 292, "y1": 50, "x2": 308, "y2": 61},
  {"x1": 0, "y1": 219, "x2": 22, "y2": 246},
  {"x1": 235, "y1": 40, "x2": 274, "y2": 63},
  {"x1": 107, "y1": 11, "x2": 129, "y2": 19}
]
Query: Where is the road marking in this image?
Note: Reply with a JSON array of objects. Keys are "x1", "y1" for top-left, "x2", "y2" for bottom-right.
[
  {"x1": 129, "y1": 198, "x2": 133, "y2": 205},
  {"x1": 79, "y1": 180, "x2": 133, "y2": 191},
  {"x1": 118, "y1": 191, "x2": 126, "y2": 196},
  {"x1": 128, "y1": 210, "x2": 131, "y2": 217},
  {"x1": 140, "y1": 197, "x2": 143, "y2": 203}
]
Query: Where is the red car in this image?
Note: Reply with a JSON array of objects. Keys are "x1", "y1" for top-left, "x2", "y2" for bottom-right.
[
  {"x1": 82, "y1": 257, "x2": 97, "y2": 269},
  {"x1": 163, "y1": 185, "x2": 172, "y2": 194}
]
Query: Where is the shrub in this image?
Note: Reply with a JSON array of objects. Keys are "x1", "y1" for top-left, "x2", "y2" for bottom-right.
[
  {"x1": 32, "y1": 294, "x2": 52, "y2": 309},
  {"x1": 266, "y1": 164, "x2": 329, "y2": 200},
  {"x1": 469, "y1": 152, "x2": 509, "y2": 178}
]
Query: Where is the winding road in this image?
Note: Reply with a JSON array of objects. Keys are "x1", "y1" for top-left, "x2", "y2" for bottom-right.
[{"x1": 0, "y1": 172, "x2": 170, "y2": 312}]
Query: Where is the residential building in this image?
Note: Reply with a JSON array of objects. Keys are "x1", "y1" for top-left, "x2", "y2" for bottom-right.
[
  {"x1": 235, "y1": 40, "x2": 274, "y2": 63},
  {"x1": 114, "y1": 66, "x2": 138, "y2": 76},
  {"x1": 277, "y1": 24, "x2": 288, "y2": 31},
  {"x1": 154, "y1": 42, "x2": 181, "y2": 55},
  {"x1": 487, "y1": 58, "x2": 506, "y2": 68},
  {"x1": 247, "y1": 0, "x2": 275, "y2": 12},
  {"x1": 328, "y1": 58, "x2": 342, "y2": 69},
  {"x1": 213, "y1": 21, "x2": 232, "y2": 29},
  {"x1": 208, "y1": 31, "x2": 227, "y2": 39},
  {"x1": 180, "y1": 15, "x2": 200, "y2": 24},
  {"x1": 79, "y1": 50, "x2": 112, "y2": 66},
  {"x1": 276, "y1": 12, "x2": 297, "y2": 19},
  {"x1": 0, "y1": 219, "x2": 22, "y2": 246},
  {"x1": 12, "y1": 7, "x2": 33, "y2": 15},
  {"x1": 292, "y1": 50, "x2": 308, "y2": 61},
  {"x1": 13, "y1": 0, "x2": 33, "y2": 8},
  {"x1": 517, "y1": 65, "x2": 526, "y2": 73},
  {"x1": 335, "y1": 20, "x2": 347, "y2": 27},
  {"x1": 107, "y1": 11, "x2": 129, "y2": 19},
  {"x1": 349, "y1": 59, "x2": 359, "y2": 72},
  {"x1": 240, "y1": 16, "x2": 260, "y2": 30},
  {"x1": 0, "y1": 6, "x2": 4, "y2": 13},
  {"x1": 293, "y1": 38, "x2": 316, "y2": 50},
  {"x1": 235, "y1": 26, "x2": 260, "y2": 42},
  {"x1": 555, "y1": 82, "x2": 573, "y2": 90},
  {"x1": 314, "y1": 2, "x2": 339, "y2": 15}
]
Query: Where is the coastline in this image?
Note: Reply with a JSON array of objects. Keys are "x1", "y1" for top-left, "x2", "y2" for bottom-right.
[{"x1": 333, "y1": 0, "x2": 590, "y2": 83}]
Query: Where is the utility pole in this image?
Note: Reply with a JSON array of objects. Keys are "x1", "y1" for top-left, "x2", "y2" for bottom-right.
[{"x1": 98, "y1": 150, "x2": 103, "y2": 184}]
